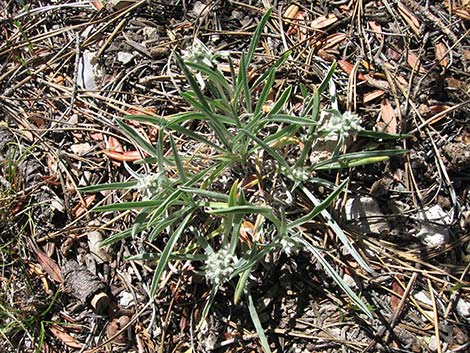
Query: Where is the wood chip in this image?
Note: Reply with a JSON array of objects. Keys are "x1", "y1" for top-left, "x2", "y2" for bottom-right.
[
  {"x1": 102, "y1": 149, "x2": 142, "y2": 161},
  {"x1": 311, "y1": 14, "x2": 337, "y2": 29},
  {"x1": 49, "y1": 324, "x2": 83, "y2": 349},
  {"x1": 283, "y1": 4, "x2": 299, "y2": 19},
  {"x1": 406, "y1": 51, "x2": 427, "y2": 74},
  {"x1": 322, "y1": 33, "x2": 347, "y2": 49},
  {"x1": 380, "y1": 99, "x2": 397, "y2": 134},
  {"x1": 397, "y1": 2, "x2": 420, "y2": 35},
  {"x1": 31, "y1": 243, "x2": 63, "y2": 284},
  {"x1": 435, "y1": 42, "x2": 449, "y2": 67},
  {"x1": 368, "y1": 20, "x2": 383, "y2": 40},
  {"x1": 363, "y1": 89, "x2": 385, "y2": 103}
]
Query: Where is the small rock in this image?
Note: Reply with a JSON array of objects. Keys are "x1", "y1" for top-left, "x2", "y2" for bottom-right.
[
  {"x1": 70, "y1": 142, "x2": 91, "y2": 156},
  {"x1": 77, "y1": 50, "x2": 101, "y2": 90},
  {"x1": 428, "y1": 335, "x2": 438, "y2": 352},
  {"x1": 106, "y1": 315, "x2": 131, "y2": 344},
  {"x1": 342, "y1": 196, "x2": 389, "y2": 234},
  {"x1": 415, "y1": 205, "x2": 451, "y2": 246},
  {"x1": 455, "y1": 297, "x2": 470, "y2": 322},
  {"x1": 118, "y1": 291, "x2": 135, "y2": 308},
  {"x1": 117, "y1": 51, "x2": 134, "y2": 65}
]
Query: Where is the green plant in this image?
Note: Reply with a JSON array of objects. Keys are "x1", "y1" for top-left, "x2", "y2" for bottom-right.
[{"x1": 80, "y1": 8, "x2": 409, "y2": 352}]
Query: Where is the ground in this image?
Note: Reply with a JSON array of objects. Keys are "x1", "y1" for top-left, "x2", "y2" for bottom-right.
[{"x1": 0, "y1": 1, "x2": 469, "y2": 352}]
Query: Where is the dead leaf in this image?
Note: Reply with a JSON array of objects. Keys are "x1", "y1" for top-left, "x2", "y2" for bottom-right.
[
  {"x1": 125, "y1": 106, "x2": 157, "y2": 116},
  {"x1": 435, "y1": 42, "x2": 449, "y2": 67},
  {"x1": 88, "y1": 1, "x2": 104, "y2": 11},
  {"x1": 70, "y1": 142, "x2": 92, "y2": 156},
  {"x1": 311, "y1": 14, "x2": 337, "y2": 29},
  {"x1": 73, "y1": 194, "x2": 95, "y2": 218},
  {"x1": 397, "y1": 2, "x2": 420, "y2": 35},
  {"x1": 88, "y1": 131, "x2": 103, "y2": 141},
  {"x1": 286, "y1": 9, "x2": 307, "y2": 39},
  {"x1": 406, "y1": 52, "x2": 426, "y2": 74},
  {"x1": 108, "y1": 136, "x2": 124, "y2": 152},
  {"x1": 318, "y1": 49, "x2": 336, "y2": 62},
  {"x1": 321, "y1": 33, "x2": 347, "y2": 49},
  {"x1": 284, "y1": 4, "x2": 299, "y2": 19},
  {"x1": 391, "y1": 279, "x2": 404, "y2": 311},
  {"x1": 49, "y1": 324, "x2": 83, "y2": 349},
  {"x1": 135, "y1": 323, "x2": 156, "y2": 352},
  {"x1": 31, "y1": 242, "x2": 63, "y2": 284},
  {"x1": 380, "y1": 99, "x2": 397, "y2": 134},
  {"x1": 446, "y1": 77, "x2": 464, "y2": 89},
  {"x1": 368, "y1": 21, "x2": 383, "y2": 41},
  {"x1": 28, "y1": 263, "x2": 51, "y2": 293},
  {"x1": 102, "y1": 150, "x2": 142, "y2": 161},
  {"x1": 364, "y1": 75, "x2": 390, "y2": 90},
  {"x1": 363, "y1": 89, "x2": 385, "y2": 103},
  {"x1": 337, "y1": 60, "x2": 366, "y2": 80},
  {"x1": 454, "y1": 7, "x2": 470, "y2": 20},
  {"x1": 87, "y1": 229, "x2": 111, "y2": 263},
  {"x1": 465, "y1": 49, "x2": 470, "y2": 60},
  {"x1": 387, "y1": 48, "x2": 402, "y2": 62}
]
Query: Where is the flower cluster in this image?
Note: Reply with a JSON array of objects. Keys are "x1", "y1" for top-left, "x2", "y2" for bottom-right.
[
  {"x1": 182, "y1": 39, "x2": 216, "y2": 67},
  {"x1": 319, "y1": 109, "x2": 363, "y2": 137},
  {"x1": 135, "y1": 172, "x2": 165, "y2": 199},
  {"x1": 279, "y1": 235, "x2": 302, "y2": 256},
  {"x1": 204, "y1": 247, "x2": 238, "y2": 286}
]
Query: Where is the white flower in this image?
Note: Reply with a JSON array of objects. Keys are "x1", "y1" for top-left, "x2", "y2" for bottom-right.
[
  {"x1": 279, "y1": 235, "x2": 302, "y2": 256},
  {"x1": 135, "y1": 172, "x2": 165, "y2": 199},
  {"x1": 319, "y1": 109, "x2": 363, "y2": 137},
  {"x1": 182, "y1": 38, "x2": 216, "y2": 67},
  {"x1": 204, "y1": 247, "x2": 238, "y2": 285}
]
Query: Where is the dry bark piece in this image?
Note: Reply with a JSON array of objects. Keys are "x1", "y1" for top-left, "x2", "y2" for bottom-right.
[
  {"x1": 61, "y1": 259, "x2": 110, "y2": 313},
  {"x1": 442, "y1": 142, "x2": 470, "y2": 172},
  {"x1": 106, "y1": 315, "x2": 131, "y2": 344}
]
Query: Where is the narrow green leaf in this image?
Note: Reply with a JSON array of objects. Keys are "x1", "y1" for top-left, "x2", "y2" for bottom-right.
[
  {"x1": 132, "y1": 207, "x2": 151, "y2": 237},
  {"x1": 234, "y1": 267, "x2": 252, "y2": 304},
  {"x1": 246, "y1": 8, "x2": 273, "y2": 65},
  {"x1": 358, "y1": 130, "x2": 414, "y2": 139},
  {"x1": 318, "y1": 61, "x2": 337, "y2": 94},
  {"x1": 99, "y1": 228, "x2": 133, "y2": 247},
  {"x1": 241, "y1": 129, "x2": 290, "y2": 170},
  {"x1": 254, "y1": 69, "x2": 276, "y2": 116},
  {"x1": 79, "y1": 181, "x2": 137, "y2": 193},
  {"x1": 238, "y1": 54, "x2": 252, "y2": 113},
  {"x1": 197, "y1": 285, "x2": 218, "y2": 330},
  {"x1": 267, "y1": 114, "x2": 317, "y2": 126},
  {"x1": 117, "y1": 119, "x2": 158, "y2": 158},
  {"x1": 300, "y1": 83, "x2": 308, "y2": 98},
  {"x1": 298, "y1": 237, "x2": 373, "y2": 319},
  {"x1": 251, "y1": 50, "x2": 290, "y2": 90},
  {"x1": 148, "y1": 206, "x2": 193, "y2": 241},
  {"x1": 208, "y1": 205, "x2": 272, "y2": 216},
  {"x1": 314, "y1": 156, "x2": 390, "y2": 170},
  {"x1": 176, "y1": 54, "x2": 213, "y2": 116},
  {"x1": 267, "y1": 86, "x2": 292, "y2": 116},
  {"x1": 170, "y1": 134, "x2": 187, "y2": 183},
  {"x1": 299, "y1": 185, "x2": 374, "y2": 274},
  {"x1": 149, "y1": 213, "x2": 192, "y2": 297},
  {"x1": 178, "y1": 187, "x2": 230, "y2": 202},
  {"x1": 92, "y1": 200, "x2": 164, "y2": 212},
  {"x1": 185, "y1": 61, "x2": 232, "y2": 94},
  {"x1": 288, "y1": 179, "x2": 348, "y2": 229},
  {"x1": 312, "y1": 149, "x2": 407, "y2": 170},
  {"x1": 247, "y1": 290, "x2": 272, "y2": 353}
]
